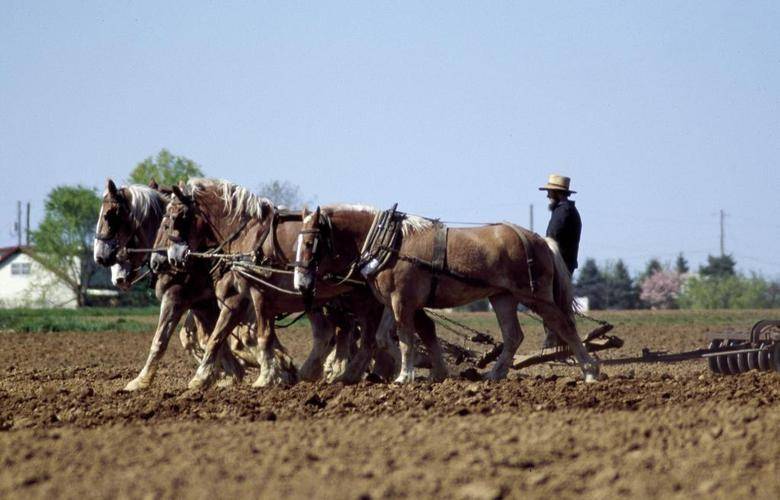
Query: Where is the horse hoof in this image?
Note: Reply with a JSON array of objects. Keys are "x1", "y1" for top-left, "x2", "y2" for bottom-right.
[
  {"x1": 393, "y1": 372, "x2": 415, "y2": 384},
  {"x1": 123, "y1": 378, "x2": 149, "y2": 392},
  {"x1": 215, "y1": 376, "x2": 238, "y2": 388},
  {"x1": 188, "y1": 376, "x2": 209, "y2": 391},
  {"x1": 584, "y1": 373, "x2": 598, "y2": 383}
]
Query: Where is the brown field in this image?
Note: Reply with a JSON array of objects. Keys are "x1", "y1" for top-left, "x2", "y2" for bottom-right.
[{"x1": 1, "y1": 309, "x2": 778, "y2": 499}]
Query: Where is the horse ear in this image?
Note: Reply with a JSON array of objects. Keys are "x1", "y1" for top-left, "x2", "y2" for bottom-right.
[
  {"x1": 260, "y1": 200, "x2": 273, "y2": 219},
  {"x1": 107, "y1": 178, "x2": 118, "y2": 196},
  {"x1": 314, "y1": 206, "x2": 321, "y2": 221},
  {"x1": 172, "y1": 185, "x2": 189, "y2": 203},
  {"x1": 148, "y1": 178, "x2": 159, "y2": 190}
]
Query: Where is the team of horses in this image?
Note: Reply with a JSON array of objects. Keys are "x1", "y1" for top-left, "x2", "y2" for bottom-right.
[{"x1": 93, "y1": 178, "x2": 599, "y2": 391}]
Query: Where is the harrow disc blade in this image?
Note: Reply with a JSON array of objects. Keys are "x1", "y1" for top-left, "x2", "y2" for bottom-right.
[
  {"x1": 773, "y1": 343, "x2": 780, "y2": 373},
  {"x1": 747, "y1": 351, "x2": 759, "y2": 371},
  {"x1": 716, "y1": 354, "x2": 734, "y2": 375},
  {"x1": 757, "y1": 343, "x2": 771, "y2": 371},
  {"x1": 726, "y1": 348, "x2": 741, "y2": 375},
  {"x1": 737, "y1": 352, "x2": 750, "y2": 373},
  {"x1": 707, "y1": 340, "x2": 722, "y2": 373}
]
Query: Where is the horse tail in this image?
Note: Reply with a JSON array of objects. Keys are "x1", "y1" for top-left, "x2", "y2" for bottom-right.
[{"x1": 543, "y1": 237, "x2": 577, "y2": 321}]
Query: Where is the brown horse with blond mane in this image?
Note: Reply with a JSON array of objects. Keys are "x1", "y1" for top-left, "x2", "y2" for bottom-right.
[{"x1": 293, "y1": 205, "x2": 600, "y2": 383}]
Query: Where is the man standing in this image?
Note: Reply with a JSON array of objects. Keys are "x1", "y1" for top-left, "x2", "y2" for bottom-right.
[{"x1": 539, "y1": 174, "x2": 581, "y2": 348}]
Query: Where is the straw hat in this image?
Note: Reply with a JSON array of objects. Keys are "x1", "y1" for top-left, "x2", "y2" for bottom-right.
[{"x1": 538, "y1": 174, "x2": 576, "y2": 194}]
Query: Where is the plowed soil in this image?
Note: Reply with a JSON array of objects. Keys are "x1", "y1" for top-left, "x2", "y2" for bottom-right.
[{"x1": 1, "y1": 310, "x2": 778, "y2": 499}]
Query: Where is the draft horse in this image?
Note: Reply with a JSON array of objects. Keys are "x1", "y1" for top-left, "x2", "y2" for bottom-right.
[{"x1": 294, "y1": 205, "x2": 600, "y2": 383}]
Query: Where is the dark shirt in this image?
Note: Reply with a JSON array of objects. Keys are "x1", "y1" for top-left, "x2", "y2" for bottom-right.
[{"x1": 546, "y1": 199, "x2": 581, "y2": 274}]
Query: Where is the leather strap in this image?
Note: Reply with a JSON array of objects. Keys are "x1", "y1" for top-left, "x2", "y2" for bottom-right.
[
  {"x1": 501, "y1": 222, "x2": 536, "y2": 295},
  {"x1": 427, "y1": 223, "x2": 449, "y2": 306}
]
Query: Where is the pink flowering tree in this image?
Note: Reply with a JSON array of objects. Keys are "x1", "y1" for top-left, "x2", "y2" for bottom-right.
[{"x1": 640, "y1": 270, "x2": 684, "y2": 309}]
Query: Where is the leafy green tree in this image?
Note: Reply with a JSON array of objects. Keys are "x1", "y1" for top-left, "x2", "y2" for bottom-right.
[
  {"x1": 31, "y1": 185, "x2": 102, "y2": 306},
  {"x1": 128, "y1": 149, "x2": 204, "y2": 186},
  {"x1": 699, "y1": 254, "x2": 736, "y2": 278},
  {"x1": 678, "y1": 273, "x2": 774, "y2": 309},
  {"x1": 257, "y1": 180, "x2": 307, "y2": 208}
]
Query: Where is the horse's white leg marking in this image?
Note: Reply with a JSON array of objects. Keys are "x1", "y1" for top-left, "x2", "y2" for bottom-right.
[
  {"x1": 486, "y1": 293, "x2": 523, "y2": 380},
  {"x1": 188, "y1": 296, "x2": 244, "y2": 390},
  {"x1": 392, "y1": 296, "x2": 417, "y2": 384},
  {"x1": 324, "y1": 325, "x2": 352, "y2": 382},
  {"x1": 124, "y1": 295, "x2": 184, "y2": 391},
  {"x1": 249, "y1": 288, "x2": 297, "y2": 387}
]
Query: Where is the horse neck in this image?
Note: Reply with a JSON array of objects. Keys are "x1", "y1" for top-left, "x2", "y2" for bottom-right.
[
  {"x1": 138, "y1": 196, "x2": 167, "y2": 248},
  {"x1": 264, "y1": 219, "x2": 301, "y2": 263},
  {"x1": 195, "y1": 191, "x2": 270, "y2": 254},
  {"x1": 322, "y1": 209, "x2": 377, "y2": 270}
]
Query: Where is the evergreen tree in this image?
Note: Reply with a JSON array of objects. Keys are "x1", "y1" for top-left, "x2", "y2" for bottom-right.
[
  {"x1": 675, "y1": 253, "x2": 689, "y2": 274},
  {"x1": 700, "y1": 254, "x2": 736, "y2": 278},
  {"x1": 606, "y1": 260, "x2": 639, "y2": 309},
  {"x1": 576, "y1": 258, "x2": 607, "y2": 310}
]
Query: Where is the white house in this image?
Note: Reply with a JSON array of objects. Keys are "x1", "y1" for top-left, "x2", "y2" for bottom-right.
[{"x1": 0, "y1": 246, "x2": 80, "y2": 308}]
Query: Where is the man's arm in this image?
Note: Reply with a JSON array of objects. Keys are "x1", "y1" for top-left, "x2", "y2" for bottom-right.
[{"x1": 546, "y1": 205, "x2": 570, "y2": 240}]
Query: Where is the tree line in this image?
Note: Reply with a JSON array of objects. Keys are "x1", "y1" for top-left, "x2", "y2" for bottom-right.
[
  {"x1": 577, "y1": 254, "x2": 780, "y2": 310},
  {"x1": 27, "y1": 148, "x2": 780, "y2": 310},
  {"x1": 30, "y1": 149, "x2": 303, "y2": 306}
]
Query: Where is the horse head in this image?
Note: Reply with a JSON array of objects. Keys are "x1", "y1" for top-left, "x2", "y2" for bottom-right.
[
  {"x1": 159, "y1": 179, "x2": 273, "y2": 270},
  {"x1": 294, "y1": 206, "x2": 323, "y2": 294},
  {"x1": 94, "y1": 179, "x2": 128, "y2": 266}
]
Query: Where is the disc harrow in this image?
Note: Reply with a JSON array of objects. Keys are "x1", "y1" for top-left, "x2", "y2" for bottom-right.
[{"x1": 705, "y1": 320, "x2": 780, "y2": 375}]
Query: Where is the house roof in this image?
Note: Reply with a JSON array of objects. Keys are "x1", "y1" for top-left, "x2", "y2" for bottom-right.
[{"x1": 0, "y1": 246, "x2": 32, "y2": 265}]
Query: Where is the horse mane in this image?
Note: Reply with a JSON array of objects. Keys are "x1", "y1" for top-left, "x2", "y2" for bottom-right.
[
  {"x1": 105, "y1": 184, "x2": 167, "y2": 225},
  {"x1": 187, "y1": 178, "x2": 273, "y2": 220},
  {"x1": 324, "y1": 204, "x2": 435, "y2": 236}
]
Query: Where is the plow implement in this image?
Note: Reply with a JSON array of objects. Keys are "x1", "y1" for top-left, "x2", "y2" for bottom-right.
[{"x1": 704, "y1": 319, "x2": 780, "y2": 375}]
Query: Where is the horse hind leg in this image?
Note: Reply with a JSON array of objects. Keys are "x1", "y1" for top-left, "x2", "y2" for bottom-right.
[
  {"x1": 486, "y1": 293, "x2": 523, "y2": 380},
  {"x1": 532, "y1": 301, "x2": 600, "y2": 382}
]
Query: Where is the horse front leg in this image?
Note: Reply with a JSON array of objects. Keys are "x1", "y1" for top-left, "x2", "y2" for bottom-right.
[
  {"x1": 335, "y1": 305, "x2": 385, "y2": 384},
  {"x1": 299, "y1": 308, "x2": 335, "y2": 382},
  {"x1": 249, "y1": 287, "x2": 297, "y2": 387},
  {"x1": 188, "y1": 293, "x2": 245, "y2": 390},
  {"x1": 414, "y1": 310, "x2": 448, "y2": 382},
  {"x1": 392, "y1": 296, "x2": 417, "y2": 384},
  {"x1": 124, "y1": 293, "x2": 186, "y2": 391}
]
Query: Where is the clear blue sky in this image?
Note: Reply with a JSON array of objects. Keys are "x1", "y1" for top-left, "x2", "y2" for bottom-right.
[{"x1": 2, "y1": 1, "x2": 778, "y2": 278}]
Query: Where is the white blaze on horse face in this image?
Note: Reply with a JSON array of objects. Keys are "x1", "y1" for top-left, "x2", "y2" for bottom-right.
[
  {"x1": 111, "y1": 263, "x2": 131, "y2": 289},
  {"x1": 167, "y1": 242, "x2": 189, "y2": 267},
  {"x1": 293, "y1": 234, "x2": 312, "y2": 291},
  {"x1": 93, "y1": 205, "x2": 108, "y2": 263}
]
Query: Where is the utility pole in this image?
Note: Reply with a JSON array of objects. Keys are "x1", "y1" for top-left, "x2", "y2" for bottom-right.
[
  {"x1": 719, "y1": 209, "x2": 726, "y2": 256},
  {"x1": 529, "y1": 204, "x2": 534, "y2": 232},
  {"x1": 16, "y1": 201, "x2": 22, "y2": 246},
  {"x1": 25, "y1": 202, "x2": 30, "y2": 246}
]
